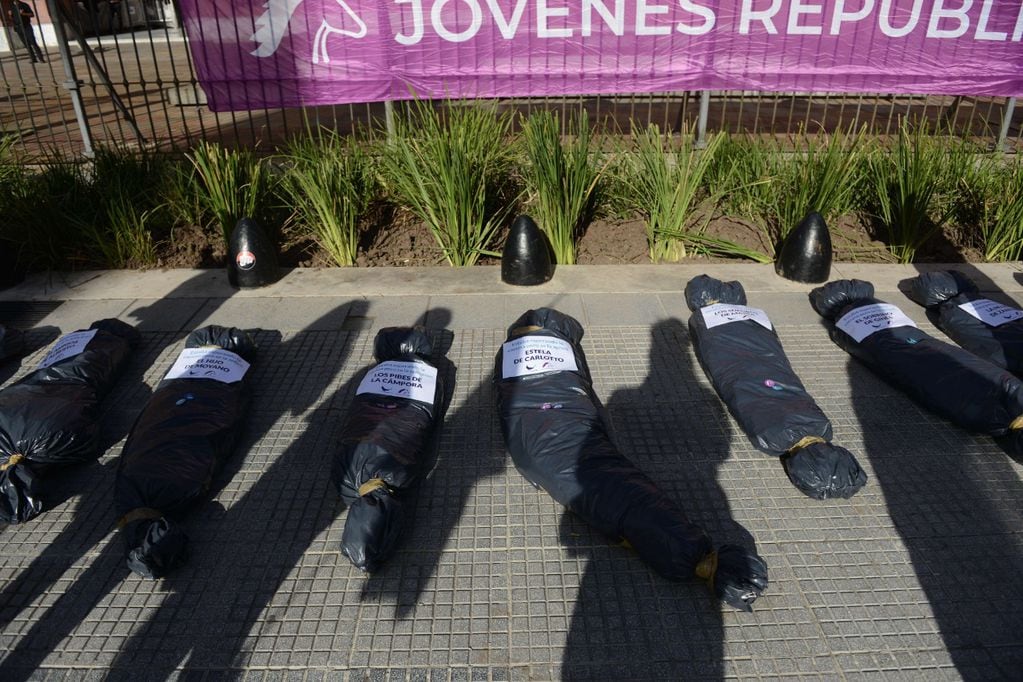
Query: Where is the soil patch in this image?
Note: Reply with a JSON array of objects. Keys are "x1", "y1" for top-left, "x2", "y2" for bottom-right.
[
  {"x1": 149, "y1": 212, "x2": 977, "y2": 269},
  {"x1": 157, "y1": 223, "x2": 225, "y2": 269},
  {"x1": 576, "y1": 219, "x2": 650, "y2": 264}
]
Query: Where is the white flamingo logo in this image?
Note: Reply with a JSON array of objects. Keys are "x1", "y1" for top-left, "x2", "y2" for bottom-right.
[{"x1": 251, "y1": 0, "x2": 367, "y2": 64}]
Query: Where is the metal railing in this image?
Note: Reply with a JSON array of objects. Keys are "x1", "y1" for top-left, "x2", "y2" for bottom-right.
[{"x1": 1, "y1": 1, "x2": 1020, "y2": 159}]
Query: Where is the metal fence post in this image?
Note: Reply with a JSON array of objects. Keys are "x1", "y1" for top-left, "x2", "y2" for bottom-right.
[
  {"x1": 696, "y1": 91, "x2": 710, "y2": 149},
  {"x1": 384, "y1": 100, "x2": 395, "y2": 143},
  {"x1": 47, "y1": 0, "x2": 94, "y2": 158},
  {"x1": 997, "y1": 97, "x2": 1016, "y2": 152}
]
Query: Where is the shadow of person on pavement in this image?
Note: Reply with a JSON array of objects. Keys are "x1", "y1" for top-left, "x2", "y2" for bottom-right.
[
  {"x1": 848, "y1": 356, "x2": 1023, "y2": 680},
  {"x1": 356, "y1": 310, "x2": 509, "y2": 628},
  {"x1": 0, "y1": 275, "x2": 248, "y2": 679},
  {"x1": 0, "y1": 326, "x2": 60, "y2": 386},
  {"x1": 559, "y1": 318, "x2": 756, "y2": 680},
  {"x1": 70, "y1": 301, "x2": 369, "y2": 677}
]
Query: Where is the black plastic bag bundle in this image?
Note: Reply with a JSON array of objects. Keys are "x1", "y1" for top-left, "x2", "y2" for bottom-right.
[
  {"x1": 0, "y1": 319, "x2": 138, "y2": 523},
  {"x1": 494, "y1": 308, "x2": 768, "y2": 611},
  {"x1": 908, "y1": 270, "x2": 1023, "y2": 375},
  {"x1": 810, "y1": 279, "x2": 1023, "y2": 453},
  {"x1": 114, "y1": 325, "x2": 257, "y2": 578},
  {"x1": 1, "y1": 324, "x2": 26, "y2": 363},
  {"x1": 332, "y1": 327, "x2": 446, "y2": 572},
  {"x1": 685, "y1": 275, "x2": 866, "y2": 499}
]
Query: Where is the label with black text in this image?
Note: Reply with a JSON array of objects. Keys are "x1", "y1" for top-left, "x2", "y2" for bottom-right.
[
  {"x1": 701, "y1": 303, "x2": 773, "y2": 331},
  {"x1": 165, "y1": 348, "x2": 250, "y2": 383},
  {"x1": 502, "y1": 336, "x2": 578, "y2": 378},
  {"x1": 357, "y1": 360, "x2": 438, "y2": 404},
  {"x1": 38, "y1": 329, "x2": 98, "y2": 369},
  {"x1": 958, "y1": 298, "x2": 1023, "y2": 327},
  {"x1": 836, "y1": 303, "x2": 917, "y2": 342}
]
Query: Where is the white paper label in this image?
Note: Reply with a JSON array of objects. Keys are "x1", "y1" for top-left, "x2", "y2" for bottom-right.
[
  {"x1": 502, "y1": 336, "x2": 578, "y2": 378},
  {"x1": 38, "y1": 329, "x2": 98, "y2": 369},
  {"x1": 957, "y1": 298, "x2": 1023, "y2": 327},
  {"x1": 836, "y1": 303, "x2": 917, "y2": 343},
  {"x1": 164, "y1": 348, "x2": 250, "y2": 383},
  {"x1": 701, "y1": 303, "x2": 773, "y2": 331},
  {"x1": 357, "y1": 360, "x2": 438, "y2": 404}
]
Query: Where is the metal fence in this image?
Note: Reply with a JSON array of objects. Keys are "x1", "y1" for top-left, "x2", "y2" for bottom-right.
[{"x1": 1, "y1": 1, "x2": 1020, "y2": 159}]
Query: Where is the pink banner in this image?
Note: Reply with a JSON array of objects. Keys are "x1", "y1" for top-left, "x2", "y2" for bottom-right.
[{"x1": 179, "y1": 1, "x2": 1023, "y2": 111}]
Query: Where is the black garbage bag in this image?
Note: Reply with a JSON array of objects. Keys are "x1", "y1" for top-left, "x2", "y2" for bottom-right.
[
  {"x1": 114, "y1": 325, "x2": 257, "y2": 578},
  {"x1": 685, "y1": 275, "x2": 866, "y2": 499},
  {"x1": 332, "y1": 327, "x2": 446, "y2": 572},
  {"x1": 907, "y1": 270, "x2": 1023, "y2": 375},
  {"x1": 495, "y1": 308, "x2": 768, "y2": 611},
  {"x1": 0, "y1": 319, "x2": 139, "y2": 523},
  {"x1": 1, "y1": 324, "x2": 26, "y2": 363},
  {"x1": 810, "y1": 279, "x2": 1023, "y2": 454}
]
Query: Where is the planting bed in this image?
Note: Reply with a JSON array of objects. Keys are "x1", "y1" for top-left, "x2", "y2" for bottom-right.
[{"x1": 152, "y1": 213, "x2": 977, "y2": 271}]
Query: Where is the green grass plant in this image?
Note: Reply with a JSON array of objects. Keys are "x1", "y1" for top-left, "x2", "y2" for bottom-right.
[
  {"x1": 4, "y1": 152, "x2": 95, "y2": 269},
  {"x1": 620, "y1": 123, "x2": 727, "y2": 262},
  {"x1": 519, "y1": 109, "x2": 605, "y2": 265},
  {"x1": 767, "y1": 126, "x2": 866, "y2": 244},
  {"x1": 978, "y1": 160, "x2": 1023, "y2": 262},
  {"x1": 282, "y1": 129, "x2": 374, "y2": 267},
  {"x1": 378, "y1": 99, "x2": 515, "y2": 266},
  {"x1": 0, "y1": 137, "x2": 26, "y2": 233},
  {"x1": 186, "y1": 141, "x2": 272, "y2": 246},
  {"x1": 866, "y1": 122, "x2": 973, "y2": 263},
  {"x1": 705, "y1": 133, "x2": 772, "y2": 222},
  {"x1": 85, "y1": 146, "x2": 168, "y2": 268},
  {"x1": 87, "y1": 196, "x2": 158, "y2": 268},
  {"x1": 163, "y1": 158, "x2": 207, "y2": 231},
  {"x1": 685, "y1": 230, "x2": 774, "y2": 263}
]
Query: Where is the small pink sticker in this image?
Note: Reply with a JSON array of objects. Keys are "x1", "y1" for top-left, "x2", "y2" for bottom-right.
[{"x1": 236, "y1": 250, "x2": 256, "y2": 270}]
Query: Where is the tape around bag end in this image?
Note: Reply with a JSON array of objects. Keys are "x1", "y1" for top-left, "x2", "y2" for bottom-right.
[
  {"x1": 0, "y1": 454, "x2": 43, "y2": 524},
  {"x1": 704, "y1": 544, "x2": 769, "y2": 612}
]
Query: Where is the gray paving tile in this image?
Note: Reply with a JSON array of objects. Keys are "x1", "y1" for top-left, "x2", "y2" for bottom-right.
[
  {"x1": 581, "y1": 293, "x2": 666, "y2": 325},
  {"x1": 500, "y1": 293, "x2": 585, "y2": 325},
  {"x1": 3, "y1": 273, "x2": 1023, "y2": 681},
  {"x1": 120, "y1": 297, "x2": 210, "y2": 332},
  {"x1": 425, "y1": 295, "x2": 511, "y2": 329},
  {"x1": 186, "y1": 297, "x2": 357, "y2": 332},
  {"x1": 33, "y1": 299, "x2": 132, "y2": 333}
]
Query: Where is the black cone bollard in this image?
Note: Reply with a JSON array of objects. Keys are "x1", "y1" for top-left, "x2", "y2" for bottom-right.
[
  {"x1": 775, "y1": 211, "x2": 832, "y2": 283},
  {"x1": 228, "y1": 217, "x2": 279, "y2": 289},
  {"x1": 501, "y1": 215, "x2": 553, "y2": 286}
]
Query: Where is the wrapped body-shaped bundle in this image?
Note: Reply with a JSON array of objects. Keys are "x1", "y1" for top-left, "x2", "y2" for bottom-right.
[
  {"x1": 685, "y1": 275, "x2": 866, "y2": 499},
  {"x1": 333, "y1": 327, "x2": 446, "y2": 572},
  {"x1": 1, "y1": 324, "x2": 26, "y2": 363},
  {"x1": 0, "y1": 319, "x2": 138, "y2": 523},
  {"x1": 114, "y1": 326, "x2": 257, "y2": 578},
  {"x1": 494, "y1": 308, "x2": 768, "y2": 611},
  {"x1": 811, "y1": 279, "x2": 1023, "y2": 454},
  {"x1": 908, "y1": 270, "x2": 1023, "y2": 375}
]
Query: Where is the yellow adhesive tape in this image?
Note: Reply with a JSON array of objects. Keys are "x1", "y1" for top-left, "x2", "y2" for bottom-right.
[
  {"x1": 116, "y1": 507, "x2": 164, "y2": 529},
  {"x1": 358, "y1": 478, "x2": 389, "y2": 497},
  {"x1": 695, "y1": 551, "x2": 719, "y2": 584},
  {"x1": 0, "y1": 453, "x2": 26, "y2": 471},
  {"x1": 787, "y1": 435, "x2": 827, "y2": 454}
]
